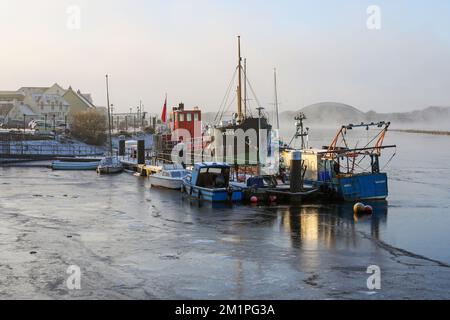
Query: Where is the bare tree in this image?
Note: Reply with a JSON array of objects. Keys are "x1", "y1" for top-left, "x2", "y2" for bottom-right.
[{"x1": 70, "y1": 110, "x2": 107, "y2": 145}]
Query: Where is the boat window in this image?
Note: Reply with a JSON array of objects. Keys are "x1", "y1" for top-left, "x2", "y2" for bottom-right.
[
  {"x1": 163, "y1": 172, "x2": 170, "y2": 177},
  {"x1": 196, "y1": 167, "x2": 229, "y2": 188},
  {"x1": 170, "y1": 171, "x2": 183, "y2": 178},
  {"x1": 208, "y1": 168, "x2": 222, "y2": 174},
  {"x1": 179, "y1": 113, "x2": 185, "y2": 122},
  {"x1": 194, "y1": 113, "x2": 199, "y2": 121},
  {"x1": 186, "y1": 113, "x2": 192, "y2": 122}
]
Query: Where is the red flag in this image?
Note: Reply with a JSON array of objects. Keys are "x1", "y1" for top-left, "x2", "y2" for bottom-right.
[{"x1": 161, "y1": 95, "x2": 167, "y2": 123}]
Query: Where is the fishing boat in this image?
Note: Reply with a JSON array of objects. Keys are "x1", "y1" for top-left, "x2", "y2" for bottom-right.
[
  {"x1": 149, "y1": 164, "x2": 188, "y2": 189},
  {"x1": 181, "y1": 162, "x2": 243, "y2": 202},
  {"x1": 282, "y1": 120, "x2": 396, "y2": 202},
  {"x1": 97, "y1": 156, "x2": 123, "y2": 174},
  {"x1": 210, "y1": 37, "x2": 276, "y2": 175},
  {"x1": 52, "y1": 160, "x2": 99, "y2": 170}
]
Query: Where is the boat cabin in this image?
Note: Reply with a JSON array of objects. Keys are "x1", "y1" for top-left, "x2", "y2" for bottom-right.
[
  {"x1": 281, "y1": 148, "x2": 335, "y2": 182},
  {"x1": 191, "y1": 162, "x2": 231, "y2": 188}
]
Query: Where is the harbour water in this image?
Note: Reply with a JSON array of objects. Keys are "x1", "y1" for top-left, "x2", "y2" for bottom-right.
[{"x1": 0, "y1": 130, "x2": 449, "y2": 299}]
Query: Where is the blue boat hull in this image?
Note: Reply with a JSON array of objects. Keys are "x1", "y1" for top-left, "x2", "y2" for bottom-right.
[
  {"x1": 52, "y1": 161, "x2": 99, "y2": 170},
  {"x1": 336, "y1": 173, "x2": 388, "y2": 201},
  {"x1": 182, "y1": 183, "x2": 242, "y2": 202}
]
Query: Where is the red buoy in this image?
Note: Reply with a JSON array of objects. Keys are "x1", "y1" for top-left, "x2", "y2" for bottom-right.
[
  {"x1": 250, "y1": 196, "x2": 258, "y2": 203},
  {"x1": 364, "y1": 205, "x2": 373, "y2": 214}
]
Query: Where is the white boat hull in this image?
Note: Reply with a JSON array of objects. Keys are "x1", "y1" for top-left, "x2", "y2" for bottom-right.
[{"x1": 149, "y1": 175, "x2": 182, "y2": 190}]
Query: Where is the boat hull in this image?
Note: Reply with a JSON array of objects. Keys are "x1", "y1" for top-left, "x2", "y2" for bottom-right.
[
  {"x1": 52, "y1": 161, "x2": 99, "y2": 170},
  {"x1": 149, "y1": 176, "x2": 183, "y2": 190},
  {"x1": 335, "y1": 172, "x2": 388, "y2": 201},
  {"x1": 97, "y1": 166, "x2": 124, "y2": 174},
  {"x1": 182, "y1": 182, "x2": 242, "y2": 202}
]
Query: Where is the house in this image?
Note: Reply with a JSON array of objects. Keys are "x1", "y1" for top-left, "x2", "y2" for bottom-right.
[
  {"x1": 0, "y1": 91, "x2": 37, "y2": 126},
  {"x1": 1, "y1": 83, "x2": 99, "y2": 127},
  {"x1": 63, "y1": 86, "x2": 96, "y2": 118}
]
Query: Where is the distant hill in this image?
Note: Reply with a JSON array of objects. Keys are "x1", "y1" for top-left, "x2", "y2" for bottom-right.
[
  {"x1": 279, "y1": 102, "x2": 450, "y2": 130},
  {"x1": 280, "y1": 102, "x2": 366, "y2": 125},
  {"x1": 201, "y1": 102, "x2": 450, "y2": 130}
]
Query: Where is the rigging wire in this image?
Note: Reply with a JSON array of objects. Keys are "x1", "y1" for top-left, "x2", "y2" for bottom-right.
[{"x1": 214, "y1": 67, "x2": 238, "y2": 123}]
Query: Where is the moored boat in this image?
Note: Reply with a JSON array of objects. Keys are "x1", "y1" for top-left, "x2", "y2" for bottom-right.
[
  {"x1": 149, "y1": 164, "x2": 188, "y2": 189},
  {"x1": 52, "y1": 160, "x2": 99, "y2": 170},
  {"x1": 281, "y1": 121, "x2": 396, "y2": 202},
  {"x1": 182, "y1": 162, "x2": 242, "y2": 202},
  {"x1": 97, "y1": 156, "x2": 123, "y2": 174}
]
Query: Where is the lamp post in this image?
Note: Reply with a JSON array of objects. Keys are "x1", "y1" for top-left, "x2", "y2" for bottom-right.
[
  {"x1": 256, "y1": 107, "x2": 265, "y2": 176},
  {"x1": 23, "y1": 114, "x2": 26, "y2": 133},
  {"x1": 44, "y1": 114, "x2": 47, "y2": 132},
  {"x1": 52, "y1": 114, "x2": 56, "y2": 140}
]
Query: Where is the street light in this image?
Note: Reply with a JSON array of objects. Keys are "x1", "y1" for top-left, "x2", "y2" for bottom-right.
[
  {"x1": 256, "y1": 107, "x2": 265, "y2": 175},
  {"x1": 53, "y1": 114, "x2": 56, "y2": 140}
]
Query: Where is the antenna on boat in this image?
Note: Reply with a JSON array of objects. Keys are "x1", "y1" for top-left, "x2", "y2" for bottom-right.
[
  {"x1": 237, "y1": 36, "x2": 243, "y2": 124},
  {"x1": 289, "y1": 112, "x2": 308, "y2": 149},
  {"x1": 273, "y1": 68, "x2": 280, "y2": 130},
  {"x1": 105, "y1": 74, "x2": 113, "y2": 156}
]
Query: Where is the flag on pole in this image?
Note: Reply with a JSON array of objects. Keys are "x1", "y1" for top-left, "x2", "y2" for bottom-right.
[{"x1": 161, "y1": 94, "x2": 167, "y2": 123}]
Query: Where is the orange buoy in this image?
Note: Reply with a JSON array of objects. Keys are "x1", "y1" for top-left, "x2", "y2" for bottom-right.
[{"x1": 353, "y1": 202, "x2": 365, "y2": 214}]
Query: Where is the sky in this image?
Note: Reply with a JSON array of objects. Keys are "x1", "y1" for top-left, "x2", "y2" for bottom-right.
[{"x1": 1, "y1": 0, "x2": 449, "y2": 115}]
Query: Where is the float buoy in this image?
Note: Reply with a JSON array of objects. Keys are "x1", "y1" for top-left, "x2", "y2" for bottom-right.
[
  {"x1": 353, "y1": 202, "x2": 365, "y2": 214},
  {"x1": 250, "y1": 196, "x2": 258, "y2": 203},
  {"x1": 268, "y1": 195, "x2": 277, "y2": 203},
  {"x1": 364, "y1": 205, "x2": 373, "y2": 214}
]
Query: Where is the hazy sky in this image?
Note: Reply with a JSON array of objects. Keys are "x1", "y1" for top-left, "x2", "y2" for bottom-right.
[{"x1": 1, "y1": 0, "x2": 449, "y2": 115}]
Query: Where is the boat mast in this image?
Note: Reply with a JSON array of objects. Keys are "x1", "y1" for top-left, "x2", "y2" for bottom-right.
[
  {"x1": 273, "y1": 68, "x2": 280, "y2": 130},
  {"x1": 244, "y1": 58, "x2": 247, "y2": 119},
  {"x1": 105, "y1": 74, "x2": 113, "y2": 156},
  {"x1": 237, "y1": 36, "x2": 243, "y2": 123}
]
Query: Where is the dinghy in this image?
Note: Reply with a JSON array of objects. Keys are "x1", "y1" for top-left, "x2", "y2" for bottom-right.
[{"x1": 52, "y1": 160, "x2": 99, "y2": 171}]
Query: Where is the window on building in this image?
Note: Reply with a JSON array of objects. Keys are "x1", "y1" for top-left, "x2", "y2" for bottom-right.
[
  {"x1": 59, "y1": 106, "x2": 62, "y2": 111},
  {"x1": 179, "y1": 113, "x2": 185, "y2": 122},
  {"x1": 186, "y1": 113, "x2": 192, "y2": 122}
]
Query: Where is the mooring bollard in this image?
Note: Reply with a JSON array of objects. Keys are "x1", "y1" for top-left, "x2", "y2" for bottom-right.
[
  {"x1": 118, "y1": 140, "x2": 125, "y2": 156},
  {"x1": 290, "y1": 150, "x2": 302, "y2": 193},
  {"x1": 137, "y1": 140, "x2": 145, "y2": 165}
]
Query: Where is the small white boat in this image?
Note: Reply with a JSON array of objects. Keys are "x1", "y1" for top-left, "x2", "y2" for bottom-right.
[
  {"x1": 97, "y1": 156, "x2": 124, "y2": 174},
  {"x1": 149, "y1": 164, "x2": 188, "y2": 189}
]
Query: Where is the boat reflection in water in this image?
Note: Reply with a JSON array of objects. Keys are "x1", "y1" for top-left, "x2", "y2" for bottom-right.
[{"x1": 277, "y1": 201, "x2": 388, "y2": 249}]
